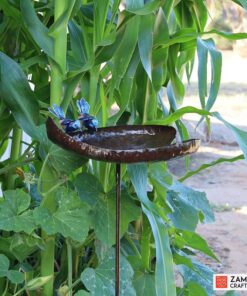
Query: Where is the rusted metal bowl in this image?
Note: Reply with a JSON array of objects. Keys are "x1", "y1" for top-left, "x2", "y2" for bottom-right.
[{"x1": 46, "y1": 117, "x2": 200, "y2": 163}]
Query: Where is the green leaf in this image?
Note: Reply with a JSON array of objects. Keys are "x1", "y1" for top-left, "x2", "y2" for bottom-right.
[
  {"x1": 168, "y1": 45, "x2": 185, "y2": 104},
  {"x1": 167, "y1": 181, "x2": 214, "y2": 228},
  {"x1": 179, "y1": 260, "x2": 214, "y2": 296},
  {"x1": 81, "y1": 249, "x2": 135, "y2": 296},
  {"x1": 186, "y1": 281, "x2": 207, "y2": 296},
  {"x1": 0, "y1": 254, "x2": 9, "y2": 277},
  {"x1": 34, "y1": 187, "x2": 90, "y2": 242},
  {"x1": 126, "y1": 0, "x2": 163, "y2": 15},
  {"x1": 26, "y1": 275, "x2": 53, "y2": 290},
  {"x1": 111, "y1": 16, "x2": 139, "y2": 91},
  {"x1": 0, "y1": 254, "x2": 24, "y2": 284},
  {"x1": 0, "y1": 190, "x2": 36, "y2": 234},
  {"x1": 93, "y1": 0, "x2": 110, "y2": 47},
  {"x1": 68, "y1": 20, "x2": 89, "y2": 67},
  {"x1": 232, "y1": 0, "x2": 247, "y2": 11},
  {"x1": 20, "y1": 0, "x2": 54, "y2": 60},
  {"x1": 179, "y1": 154, "x2": 244, "y2": 182},
  {"x1": 133, "y1": 271, "x2": 156, "y2": 296},
  {"x1": 8, "y1": 233, "x2": 43, "y2": 262},
  {"x1": 8, "y1": 270, "x2": 25, "y2": 284},
  {"x1": 128, "y1": 164, "x2": 176, "y2": 296},
  {"x1": 138, "y1": 14, "x2": 154, "y2": 80},
  {"x1": 47, "y1": 144, "x2": 87, "y2": 174},
  {"x1": 0, "y1": 52, "x2": 40, "y2": 137},
  {"x1": 182, "y1": 231, "x2": 219, "y2": 261},
  {"x1": 205, "y1": 29, "x2": 247, "y2": 40},
  {"x1": 197, "y1": 38, "x2": 222, "y2": 111},
  {"x1": 75, "y1": 291, "x2": 91, "y2": 296},
  {"x1": 215, "y1": 113, "x2": 247, "y2": 161},
  {"x1": 75, "y1": 173, "x2": 141, "y2": 246},
  {"x1": 48, "y1": 1, "x2": 76, "y2": 36},
  {"x1": 167, "y1": 191, "x2": 199, "y2": 231}
]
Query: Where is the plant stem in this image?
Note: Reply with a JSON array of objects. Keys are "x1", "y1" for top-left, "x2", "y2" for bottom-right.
[
  {"x1": 6, "y1": 127, "x2": 22, "y2": 189},
  {"x1": 50, "y1": 0, "x2": 68, "y2": 106},
  {"x1": 40, "y1": 1, "x2": 69, "y2": 295},
  {"x1": 67, "y1": 239, "x2": 73, "y2": 296}
]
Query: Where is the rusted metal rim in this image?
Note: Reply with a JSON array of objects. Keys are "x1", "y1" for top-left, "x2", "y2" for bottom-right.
[{"x1": 46, "y1": 117, "x2": 200, "y2": 163}]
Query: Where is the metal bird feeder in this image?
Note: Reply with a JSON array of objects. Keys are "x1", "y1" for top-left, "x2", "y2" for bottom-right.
[{"x1": 46, "y1": 117, "x2": 200, "y2": 296}]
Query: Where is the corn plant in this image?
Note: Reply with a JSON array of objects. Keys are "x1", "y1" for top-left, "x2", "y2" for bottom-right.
[{"x1": 0, "y1": 0, "x2": 247, "y2": 295}]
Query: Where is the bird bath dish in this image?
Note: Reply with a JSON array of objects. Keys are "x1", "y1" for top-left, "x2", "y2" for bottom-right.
[
  {"x1": 46, "y1": 117, "x2": 200, "y2": 163},
  {"x1": 46, "y1": 114, "x2": 200, "y2": 296}
]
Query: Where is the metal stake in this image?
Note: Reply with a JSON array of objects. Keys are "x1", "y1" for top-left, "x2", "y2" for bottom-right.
[{"x1": 115, "y1": 163, "x2": 121, "y2": 296}]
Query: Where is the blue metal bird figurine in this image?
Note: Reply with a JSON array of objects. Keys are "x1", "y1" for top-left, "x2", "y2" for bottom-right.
[
  {"x1": 48, "y1": 104, "x2": 81, "y2": 134},
  {"x1": 76, "y1": 98, "x2": 98, "y2": 132}
]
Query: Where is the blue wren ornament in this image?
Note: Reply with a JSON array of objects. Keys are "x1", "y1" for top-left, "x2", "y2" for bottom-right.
[
  {"x1": 76, "y1": 98, "x2": 98, "y2": 132},
  {"x1": 48, "y1": 104, "x2": 81, "y2": 134}
]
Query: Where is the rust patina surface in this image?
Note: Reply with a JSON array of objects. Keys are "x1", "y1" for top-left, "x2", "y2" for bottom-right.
[{"x1": 46, "y1": 117, "x2": 200, "y2": 163}]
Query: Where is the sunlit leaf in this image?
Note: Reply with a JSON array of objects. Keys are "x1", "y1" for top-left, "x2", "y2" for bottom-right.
[
  {"x1": 0, "y1": 52, "x2": 40, "y2": 137},
  {"x1": 34, "y1": 187, "x2": 90, "y2": 242},
  {"x1": 75, "y1": 173, "x2": 141, "y2": 246},
  {"x1": 81, "y1": 249, "x2": 135, "y2": 296},
  {"x1": 0, "y1": 190, "x2": 36, "y2": 234},
  {"x1": 0, "y1": 254, "x2": 24, "y2": 284}
]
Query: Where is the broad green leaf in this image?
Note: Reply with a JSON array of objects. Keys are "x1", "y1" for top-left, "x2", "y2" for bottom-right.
[
  {"x1": 68, "y1": 20, "x2": 89, "y2": 67},
  {"x1": 128, "y1": 164, "x2": 176, "y2": 296},
  {"x1": 93, "y1": 0, "x2": 110, "y2": 47},
  {"x1": 167, "y1": 191, "x2": 199, "y2": 231},
  {"x1": 138, "y1": 14, "x2": 154, "y2": 80},
  {"x1": 127, "y1": 164, "x2": 161, "y2": 218},
  {"x1": 143, "y1": 207, "x2": 176, "y2": 296},
  {"x1": 81, "y1": 249, "x2": 136, "y2": 296},
  {"x1": 126, "y1": 0, "x2": 144, "y2": 10},
  {"x1": 0, "y1": 190, "x2": 36, "y2": 234},
  {"x1": 182, "y1": 231, "x2": 219, "y2": 261},
  {"x1": 126, "y1": 0, "x2": 163, "y2": 15},
  {"x1": 197, "y1": 38, "x2": 222, "y2": 111},
  {"x1": 215, "y1": 113, "x2": 247, "y2": 161},
  {"x1": 75, "y1": 291, "x2": 91, "y2": 296},
  {"x1": 7, "y1": 233, "x2": 43, "y2": 262},
  {"x1": 179, "y1": 260, "x2": 214, "y2": 296},
  {"x1": 111, "y1": 15, "x2": 139, "y2": 91},
  {"x1": 75, "y1": 173, "x2": 141, "y2": 246},
  {"x1": 20, "y1": 0, "x2": 54, "y2": 60},
  {"x1": 0, "y1": 52, "x2": 40, "y2": 137},
  {"x1": 34, "y1": 187, "x2": 90, "y2": 242},
  {"x1": 0, "y1": 254, "x2": 9, "y2": 277},
  {"x1": 0, "y1": 254, "x2": 24, "y2": 284},
  {"x1": 168, "y1": 45, "x2": 185, "y2": 104},
  {"x1": 47, "y1": 144, "x2": 87, "y2": 174},
  {"x1": 153, "y1": 8, "x2": 169, "y2": 46},
  {"x1": 186, "y1": 281, "x2": 207, "y2": 296},
  {"x1": 8, "y1": 270, "x2": 25, "y2": 284},
  {"x1": 133, "y1": 271, "x2": 156, "y2": 296},
  {"x1": 232, "y1": 0, "x2": 247, "y2": 10},
  {"x1": 168, "y1": 181, "x2": 214, "y2": 226}
]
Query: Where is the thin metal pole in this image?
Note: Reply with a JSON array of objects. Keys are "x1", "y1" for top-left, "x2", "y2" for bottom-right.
[{"x1": 115, "y1": 163, "x2": 121, "y2": 296}]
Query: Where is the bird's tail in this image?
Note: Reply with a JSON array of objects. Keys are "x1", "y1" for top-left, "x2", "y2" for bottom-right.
[
  {"x1": 76, "y1": 98, "x2": 90, "y2": 115},
  {"x1": 48, "y1": 104, "x2": 65, "y2": 120}
]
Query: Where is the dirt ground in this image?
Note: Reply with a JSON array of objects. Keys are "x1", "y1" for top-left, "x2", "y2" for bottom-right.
[{"x1": 168, "y1": 50, "x2": 247, "y2": 293}]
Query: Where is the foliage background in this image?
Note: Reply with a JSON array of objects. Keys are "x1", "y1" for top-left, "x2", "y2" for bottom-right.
[{"x1": 0, "y1": 0, "x2": 247, "y2": 295}]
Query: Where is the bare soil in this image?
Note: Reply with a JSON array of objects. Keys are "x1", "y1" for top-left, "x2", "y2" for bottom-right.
[{"x1": 169, "y1": 50, "x2": 247, "y2": 294}]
